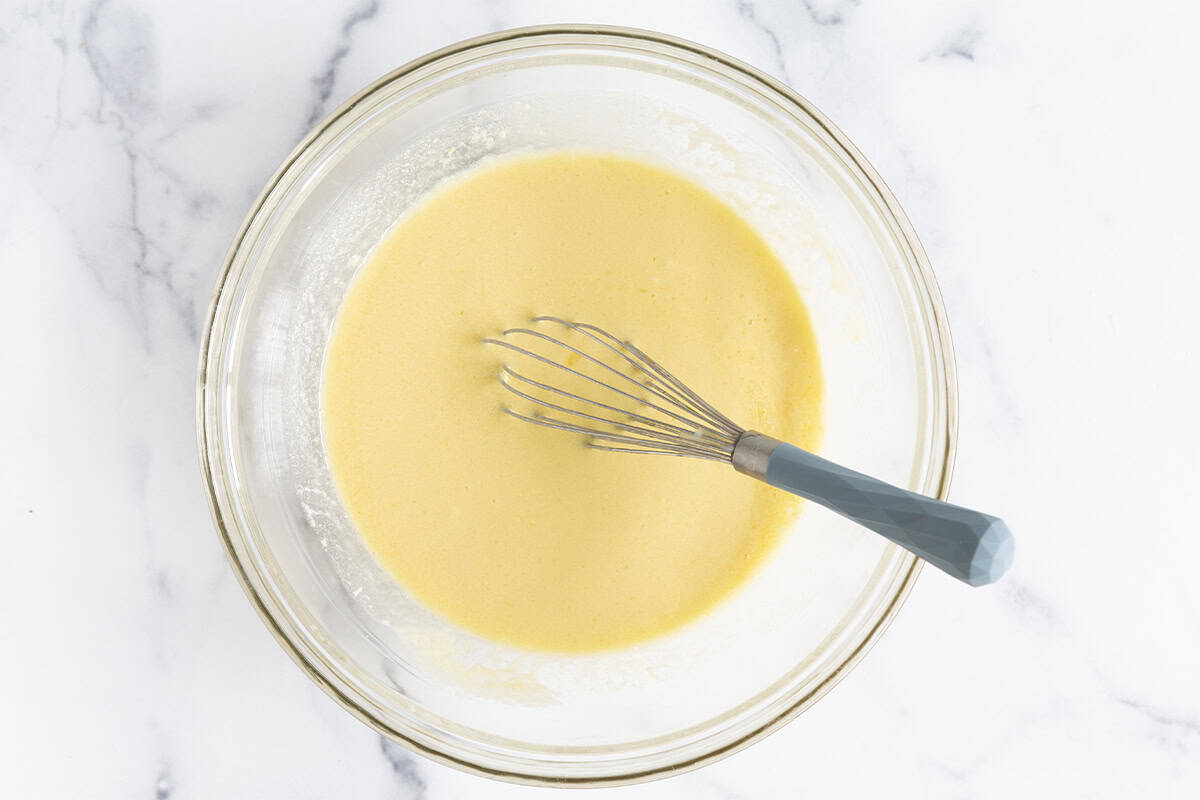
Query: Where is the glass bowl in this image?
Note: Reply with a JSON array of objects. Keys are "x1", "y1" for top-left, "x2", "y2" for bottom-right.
[{"x1": 198, "y1": 25, "x2": 956, "y2": 786}]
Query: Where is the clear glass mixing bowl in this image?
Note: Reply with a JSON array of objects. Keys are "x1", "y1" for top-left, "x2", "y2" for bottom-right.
[{"x1": 198, "y1": 25, "x2": 957, "y2": 786}]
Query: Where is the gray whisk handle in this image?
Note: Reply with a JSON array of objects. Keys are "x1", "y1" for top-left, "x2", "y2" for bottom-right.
[{"x1": 733, "y1": 433, "x2": 1013, "y2": 586}]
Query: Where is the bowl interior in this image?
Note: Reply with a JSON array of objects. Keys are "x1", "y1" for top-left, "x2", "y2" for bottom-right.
[{"x1": 204, "y1": 30, "x2": 950, "y2": 783}]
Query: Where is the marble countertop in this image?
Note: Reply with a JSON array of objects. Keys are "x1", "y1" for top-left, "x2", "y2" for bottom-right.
[{"x1": 3, "y1": 1, "x2": 1198, "y2": 796}]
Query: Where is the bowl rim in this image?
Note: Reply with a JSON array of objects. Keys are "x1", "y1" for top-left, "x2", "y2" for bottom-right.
[{"x1": 197, "y1": 23, "x2": 958, "y2": 786}]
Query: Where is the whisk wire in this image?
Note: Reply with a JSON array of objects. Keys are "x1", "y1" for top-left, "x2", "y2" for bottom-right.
[
  {"x1": 501, "y1": 367, "x2": 731, "y2": 445},
  {"x1": 499, "y1": 370, "x2": 722, "y2": 445},
  {"x1": 484, "y1": 334, "x2": 732, "y2": 440},
  {"x1": 535, "y1": 317, "x2": 742, "y2": 436},
  {"x1": 485, "y1": 318, "x2": 745, "y2": 463},
  {"x1": 500, "y1": 326, "x2": 716, "y2": 430},
  {"x1": 614, "y1": 336, "x2": 743, "y2": 435},
  {"x1": 501, "y1": 408, "x2": 732, "y2": 460}
]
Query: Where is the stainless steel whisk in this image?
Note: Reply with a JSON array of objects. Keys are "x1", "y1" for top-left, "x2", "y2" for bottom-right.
[{"x1": 484, "y1": 316, "x2": 1013, "y2": 586}]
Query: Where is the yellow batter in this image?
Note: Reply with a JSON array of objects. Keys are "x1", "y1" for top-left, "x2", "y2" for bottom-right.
[{"x1": 322, "y1": 151, "x2": 821, "y2": 652}]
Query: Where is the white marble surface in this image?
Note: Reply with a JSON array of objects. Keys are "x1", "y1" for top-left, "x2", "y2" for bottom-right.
[{"x1": 2, "y1": 0, "x2": 1199, "y2": 796}]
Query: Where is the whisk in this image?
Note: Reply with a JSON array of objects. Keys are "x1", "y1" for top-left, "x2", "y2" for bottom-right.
[{"x1": 484, "y1": 316, "x2": 1013, "y2": 586}]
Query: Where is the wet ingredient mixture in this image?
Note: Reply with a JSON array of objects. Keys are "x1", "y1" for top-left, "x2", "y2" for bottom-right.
[{"x1": 322, "y1": 151, "x2": 822, "y2": 652}]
